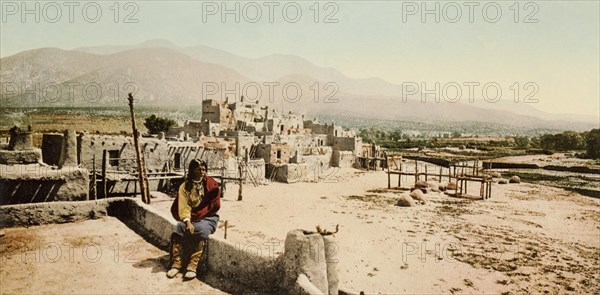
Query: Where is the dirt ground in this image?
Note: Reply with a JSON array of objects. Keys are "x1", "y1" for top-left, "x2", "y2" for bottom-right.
[
  {"x1": 493, "y1": 153, "x2": 598, "y2": 168},
  {"x1": 0, "y1": 218, "x2": 227, "y2": 294},
  {"x1": 1, "y1": 167, "x2": 599, "y2": 294},
  {"x1": 153, "y1": 168, "x2": 600, "y2": 294}
]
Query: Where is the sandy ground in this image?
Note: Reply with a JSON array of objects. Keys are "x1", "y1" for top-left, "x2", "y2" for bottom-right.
[
  {"x1": 152, "y1": 167, "x2": 600, "y2": 294},
  {"x1": 0, "y1": 218, "x2": 227, "y2": 294},
  {"x1": 2, "y1": 167, "x2": 599, "y2": 294},
  {"x1": 493, "y1": 153, "x2": 598, "y2": 167}
]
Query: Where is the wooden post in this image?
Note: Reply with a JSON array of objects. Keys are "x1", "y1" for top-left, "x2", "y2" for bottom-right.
[
  {"x1": 414, "y1": 160, "x2": 418, "y2": 184},
  {"x1": 425, "y1": 165, "x2": 428, "y2": 182},
  {"x1": 224, "y1": 220, "x2": 228, "y2": 240},
  {"x1": 439, "y1": 167, "x2": 442, "y2": 182},
  {"x1": 480, "y1": 180, "x2": 484, "y2": 198},
  {"x1": 387, "y1": 156, "x2": 391, "y2": 189},
  {"x1": 127, "y1": 93, "x2": 150, "y2": 204},
  {"x1": 102, "y1": 150, "x2": 107, "y2": 199},
  {"x1": 238, "y1": 162, "x2": 243, "y2": 201},
  {"x1": 91, "y1": 154, "x2": 96, "y2": 200},
  {"x1": 398, "y1": 157, "x2": 402, "y2": 187}
]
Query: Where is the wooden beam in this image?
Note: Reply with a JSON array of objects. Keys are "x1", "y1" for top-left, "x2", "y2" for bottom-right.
[
  {"x1": 127, "y1": 93, "x2": 150, "y2": 204},
  {"x1": 102, "y1": 150, "x2": 107, "y2": 199}
]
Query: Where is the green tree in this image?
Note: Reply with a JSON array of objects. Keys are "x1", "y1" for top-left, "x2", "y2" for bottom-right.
[
  {"x1": 540, "y1": 131, "x2": 585, "y2": 151},
  {"x1": 586, "y1": 129, "x2": 600, "y2": 159},
  {"x1": 143, "y1": 115, "x2": 177, "y2": 134},
  {"x1": 514, "y1": 136, "x2": 530, "y2": 148},
  {"x1": 555, "y1": 131, "x2": 585, "y2": 150}
]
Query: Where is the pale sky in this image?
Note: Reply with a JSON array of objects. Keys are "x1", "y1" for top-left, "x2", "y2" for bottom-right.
[{"x1": 1, "y1": 1, "x2": 599, "y2": 117}]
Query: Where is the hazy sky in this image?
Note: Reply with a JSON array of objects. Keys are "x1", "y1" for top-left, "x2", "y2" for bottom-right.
[{"x1": 1, "y1": 1, "x2": 599, "y2": 117}]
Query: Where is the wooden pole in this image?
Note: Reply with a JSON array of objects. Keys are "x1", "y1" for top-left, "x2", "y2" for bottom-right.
[
  {"x1": 127, "y1": 93, "x2": 150, "y2": 204},
  {"x1": 238, "y1": 161, "x2": 243, "y2": 201},
  {"x1": 102, "y1": 150, "x2": 107, "y2": 199},
  {"x1": 91, "y1": 154, "x2": 96, "y2": 200},
  {"x1": 480, "y1": 181, "x2": 484, "y2": 198},
  {"x1": 387, "y1": 156, "x2": 391, "y2": 189},
  {"x1": 398, "y1": 157, "x2": 402, "y2": 187},
  {"x1": 414, "y1": 160, "x2": 418, "y2": 184},
  {"x1": 224, "y1": 220, "x2": 228, "y2": 240}
]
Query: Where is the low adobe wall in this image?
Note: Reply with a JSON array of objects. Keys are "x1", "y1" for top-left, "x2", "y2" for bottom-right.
[
  {"x1": 0, "y1": 164, "x2": 89, "y2": 205},
  {"x1": 0, "y1": 149, "x2": 42, "y2": 165},
  {"x1": 0, "y1": 198, "x2": 346, "y2": 295},
  {"x1": 331, "y1": 151, "x2": 356, "y2": 168}
]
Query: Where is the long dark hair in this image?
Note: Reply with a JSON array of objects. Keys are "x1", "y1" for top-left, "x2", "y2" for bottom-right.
[{"x1": 185, "y1": 159, "x2": 207, "y2": 192}]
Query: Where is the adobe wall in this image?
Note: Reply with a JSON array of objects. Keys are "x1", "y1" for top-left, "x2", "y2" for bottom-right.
[
  {"x1": 279, "y1": 114, "x2": 304, "y2": 133},
  {"x1": 303, "y1": 151, "x2": 332, "y2": 170},
  {"x1": 333, "y1": 137, "x2": 362, "y2": 156},
  {"x1": 235, "y1": 134, "x2": 257, "y2": 160},
  {"x1": 8, "y1": 131, "x2": 33, "y2": 151},
  {"x1": 279, "y1": 134, "x2": 328, "y2": 154},
  {"x1": 0, "y1": 198, "x2": 341, "y2": 294},
  {"x1": 0, "y1": 198, "x2": 111, "y2": 227},
  {"x1": 202, "y1": 100, "x2": 223, "y2": 123},
  {"x1": 245, "y1": 159, "x2": 266, "y2": 183},
  {"x1": 78, "y1": 135, "x2": 202, "y2": 174},
  {"x1": 268, "y1": 163, "x2": 309, "y2": 183},
  {"x1": 0, "y1": 129, "x2": 41, "y2": 165},
  {"x1": 331, "y1": 150, "x2": 356, "y2": 168},
  {"x1": 0, "y1": 149, "x2": 42, "y2": 165},
  {"x1": 303, "y1": 120, "x2": 328, "y2": 135},
  {"x1": 79, "y1": 135, "x2": 170, "y2": 172},
  {"x1": 254, "y1": 143, "x2": 290, "y2": 165},
  {"x1": 0, "y1": 164, "x2": 89, "y2": 205}
]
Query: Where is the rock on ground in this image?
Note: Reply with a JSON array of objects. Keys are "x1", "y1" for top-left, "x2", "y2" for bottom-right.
[
  {"x1": 509, "y1": 176, "x2": 521, "y2": 183},
  {"x1": 396, "y1": 193, "x2": 416, "y2": 207}
]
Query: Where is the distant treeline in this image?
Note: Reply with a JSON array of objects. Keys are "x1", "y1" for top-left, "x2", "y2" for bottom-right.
[{"x1": 359, "y1": 128, "x2": 600, "y2": 159}]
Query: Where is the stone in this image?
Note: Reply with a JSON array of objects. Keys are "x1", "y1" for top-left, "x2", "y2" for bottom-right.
[
  {"x1": 396, "y1": 193, "x2": 416, "y2": 207},
  {"x1": 414, "y1": 180, "x2": 428, "y2": 189},
  {"x1": 509, "y1": 176, "x2": 521, "y2": 184},
  {"x1": 427, "y1": 182, "x2": 440, "y2": 192},
  {"x1": 438, "y1": 183, "x2": 447, "y2": 191},
  {"x1": 498, "y1": 179, "x2": 508, "y2": 184},
  {"x1": 410, "y1": 189, "x2": 427, "y2": 204},
  {"x1": 490, "y1": 171, "x2": 501, "y2": 178}
]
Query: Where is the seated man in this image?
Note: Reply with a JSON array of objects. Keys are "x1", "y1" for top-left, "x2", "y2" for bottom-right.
[{"x1": 168, "y1": 159, "x2": 220, "y2": 280}]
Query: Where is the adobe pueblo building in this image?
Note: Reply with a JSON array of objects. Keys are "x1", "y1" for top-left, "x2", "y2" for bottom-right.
[{"x1": 1, "y1": 98, "x2": 375, "y2": 204}]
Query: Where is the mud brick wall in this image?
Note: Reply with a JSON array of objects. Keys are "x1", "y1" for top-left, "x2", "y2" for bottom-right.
[
  {"x1": 331, "y1": 150, "x2": 356, "y2": 168},
  {"x1": 0, "y1": 164, "x2": 89, "y2": 205}
]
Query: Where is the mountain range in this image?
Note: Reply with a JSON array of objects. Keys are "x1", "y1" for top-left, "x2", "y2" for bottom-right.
[{"x1": 1, "y1": 39, "x2": 596, "y2": 131}]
